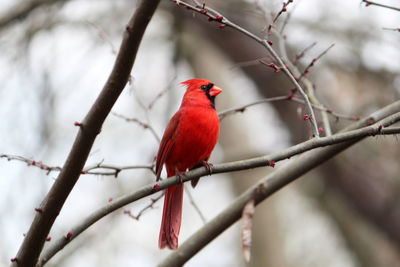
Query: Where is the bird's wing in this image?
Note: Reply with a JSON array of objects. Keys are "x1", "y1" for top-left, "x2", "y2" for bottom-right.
[{"x1": 155, "y1": 112, "x2": 181, "y2": 181}]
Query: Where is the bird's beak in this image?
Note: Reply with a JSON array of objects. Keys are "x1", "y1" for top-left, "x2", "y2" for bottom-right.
[{"x1": 209, "y1": 86, "x2": 222, "y2": 96}]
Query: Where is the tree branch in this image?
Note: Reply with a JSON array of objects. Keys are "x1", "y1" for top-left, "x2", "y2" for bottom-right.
[
  {"x1": 38, "y1": 102, "x2": 400, "y2": 266},
  {"x1": 11, "y1": 1, "x2": 161, "y2": 266},
  {"x1": 158, "y1": 100, "x2": 400, "y2": 267}
]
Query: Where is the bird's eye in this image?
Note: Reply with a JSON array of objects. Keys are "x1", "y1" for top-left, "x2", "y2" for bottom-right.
[{"x1": 201, "y1": 83, "x2": 214, "y2": 91}]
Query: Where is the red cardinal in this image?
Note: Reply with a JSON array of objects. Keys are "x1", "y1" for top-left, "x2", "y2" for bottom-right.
[{"x1": 156, "y1": 79, "x2": 222, "y2": 249}]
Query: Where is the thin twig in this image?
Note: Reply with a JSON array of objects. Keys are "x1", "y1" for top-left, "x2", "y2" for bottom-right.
[
  {"x1": 362, "y1": 0, "x2": 400, "y2": 12},
  {"x1": 123, "y1": 193, "x2": 164, "y2": 220},
  {"x1": 297, "y1": 44, "x2": 335, "y2": 81},
  {"x1": 273, "y1": 28, "x2": 333, "y2": 135},
  {"x1": 293, "y1": 42, "x2": 317, "y2": 65},
  {"x1": 0, "y1": 154, "x2": 62, "y2": 175},
  {"x1": 184, "y1": 185, "x2": 207, "y2": 224},
  {"x1": 267, "y1": 0, "x2": 294, "y2": 34},
  {"x1": 112, "y1": 112, "x2": 160, "y2": 143},
  {"x1": 0, "y1": 154, "x2": 154, "y2": 177}
]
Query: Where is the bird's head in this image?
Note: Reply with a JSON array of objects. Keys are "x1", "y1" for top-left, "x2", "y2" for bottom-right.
[{"x1": 180, "y1": 79, "x2": 222, "y2": 108}]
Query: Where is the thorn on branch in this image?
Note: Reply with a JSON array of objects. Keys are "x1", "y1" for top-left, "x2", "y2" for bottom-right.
[
  {"x1": 303, "y1": 114, "x2": 310, "y2": 120},
  {"x1": 108, "y1": 197, "x2": 113, "y2": 202},
  {"x1": 46, "y1": 236, "x2": 52, "y2": 242},
  {"x1": 10, "y1": 258, "x2": 17, "y2": 263}
]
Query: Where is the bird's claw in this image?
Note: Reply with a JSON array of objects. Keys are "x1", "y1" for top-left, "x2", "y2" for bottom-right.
[
  {"x1": 202, "y1": 161, "x2": 213, "y2": 175},
  {"x1": 175, "y1": 168, "x2": 186, "y2": 183}
]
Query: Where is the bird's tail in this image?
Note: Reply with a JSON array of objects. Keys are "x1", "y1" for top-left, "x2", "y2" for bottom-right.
[{"x1": 158, "y1": 183, "x2": 184, "y2": 249}]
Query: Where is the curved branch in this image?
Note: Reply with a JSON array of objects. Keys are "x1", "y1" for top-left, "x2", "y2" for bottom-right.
[
  {"x1": 158, "y1": 101, "x2": 400, "y2": 267},
  {"x1": 11, "y1": 1, "x2": 161, "y2": 266},
  {"x1": 38, "y1": 102, "x2": 400, "y2": 266}
]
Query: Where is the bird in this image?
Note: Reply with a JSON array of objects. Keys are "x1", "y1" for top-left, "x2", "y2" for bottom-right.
[{"x1": 156, "y1": 78, "x2": 222, "y2": 249}]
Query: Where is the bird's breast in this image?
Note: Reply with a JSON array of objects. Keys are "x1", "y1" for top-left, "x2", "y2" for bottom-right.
[{"x1": 166, "y1": 107, "x2": 220, "y2": 171}]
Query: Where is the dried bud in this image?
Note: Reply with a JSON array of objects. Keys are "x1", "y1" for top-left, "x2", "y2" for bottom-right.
[
  {"x1": 153, "y1": 184, "x2": 161, "y2": 192},
  {"x1": 215, "y1": 15, "x2": 223, "y2": 22},
  {"x1": 268, "y1": 161, "x2": 276, "y2": 168},
  {"x1": 66, "y1": 232, "x2": 73, "y2": 239}
]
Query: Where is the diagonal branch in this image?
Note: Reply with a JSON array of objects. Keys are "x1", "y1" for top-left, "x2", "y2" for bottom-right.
[
  {"x1": 38, "y1": 102, "x2": 400, "y2": 266},
  {"x1": 11, "y1": 1, "x2": 161, "y2": 266},
  {"x1": 158, "y1": 101, "x2": 400, "y2": 267}
]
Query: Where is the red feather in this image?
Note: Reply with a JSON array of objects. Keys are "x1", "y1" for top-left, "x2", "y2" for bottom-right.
[{"x1": 156, "y1": 79, "x2": 222, "y2": 249}]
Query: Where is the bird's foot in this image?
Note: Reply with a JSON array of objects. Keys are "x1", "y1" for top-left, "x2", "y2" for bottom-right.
[
  {"x1": 201, "y1": 161, "x2": 213, "y2": 175},
  {"x1": 175, "y1": 168, "x2": 186, "y2": 184}
]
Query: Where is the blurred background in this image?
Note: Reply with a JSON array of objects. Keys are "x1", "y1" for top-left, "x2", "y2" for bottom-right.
[{"x1": 0, "y1": 0, "x2": 399, "y2": 266}]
